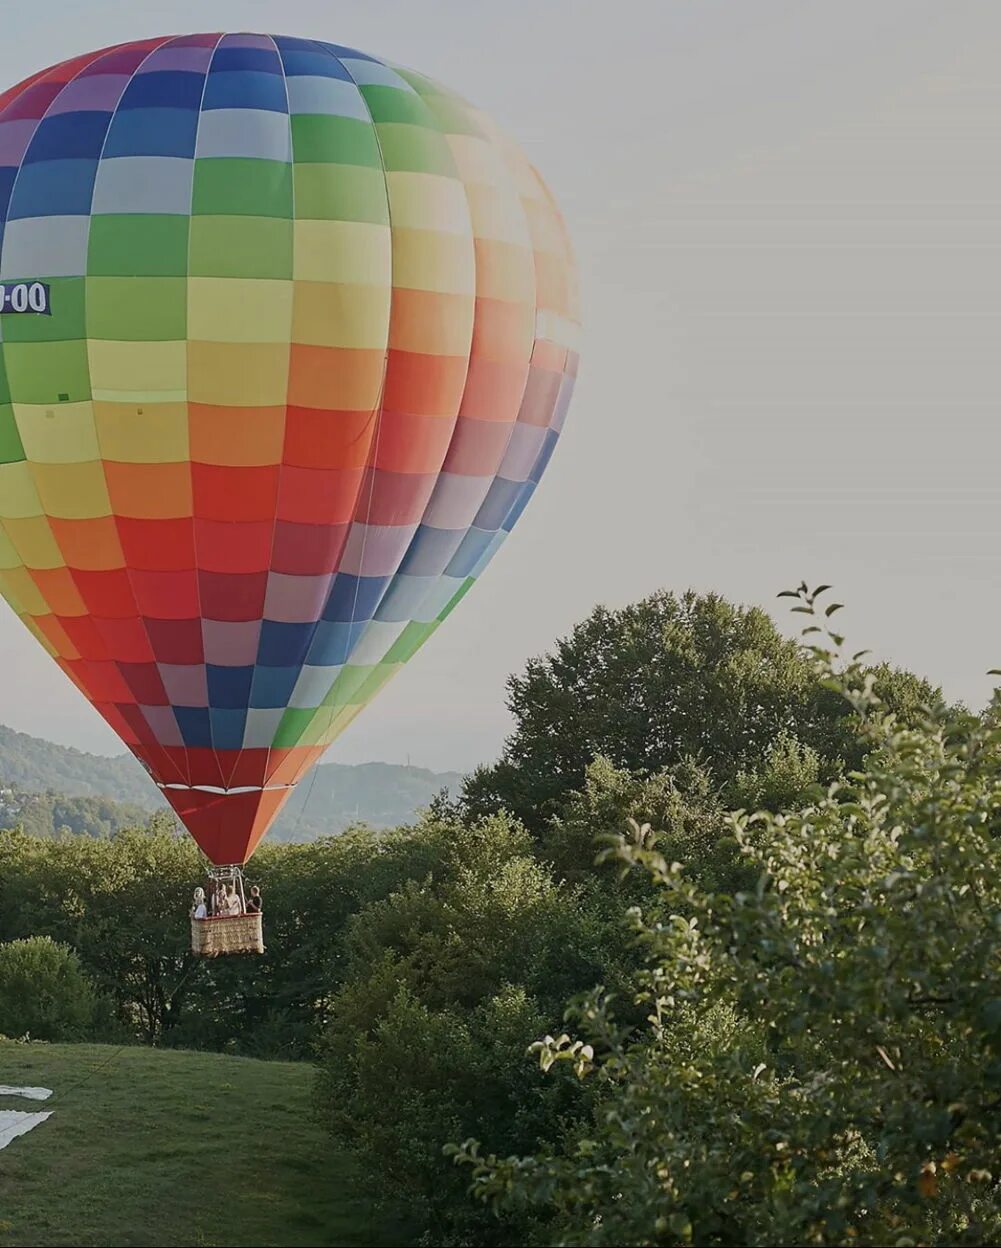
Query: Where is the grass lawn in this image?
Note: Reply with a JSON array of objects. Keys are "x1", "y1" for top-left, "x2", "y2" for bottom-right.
[{"x1": 0, "y1": 1041, "x2": 412, "y2": 1248}]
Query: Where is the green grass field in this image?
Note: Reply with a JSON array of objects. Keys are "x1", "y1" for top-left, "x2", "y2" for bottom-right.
[{"x1": 0, "y1": 1041, "x2": 411, "y2": 1248}]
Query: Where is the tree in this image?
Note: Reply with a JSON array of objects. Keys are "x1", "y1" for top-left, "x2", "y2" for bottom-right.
[
  {"x1": 463, "y1": 589, "x2": 944, "y2": 832},
  {"x1": 453, "y1": 587, "x2": 1001, "y2": 1247},
  {"x1": 0, "y1": 935, "x2": 98, "y2": 1040}
]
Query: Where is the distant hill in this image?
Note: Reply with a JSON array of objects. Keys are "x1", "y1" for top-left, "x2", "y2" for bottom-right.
[
  {"x1": 0, "y1": 724, "x2": 159, "y2": 805},
  {"x1": 271, "y1": 760, "x2": 464, "y2": 841},
  {"x1": 0, "y1": 723, "x2": 463, "y2": 841}
]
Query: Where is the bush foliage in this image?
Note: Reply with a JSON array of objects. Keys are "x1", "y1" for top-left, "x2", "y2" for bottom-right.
[{"x1": 0, "y1": 935, "x2": 99, "y2": 1041}]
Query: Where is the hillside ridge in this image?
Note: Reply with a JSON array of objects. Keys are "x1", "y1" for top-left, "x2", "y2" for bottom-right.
[{"x1": 0, "y1": 723, "x2": 465, "y2": 840}]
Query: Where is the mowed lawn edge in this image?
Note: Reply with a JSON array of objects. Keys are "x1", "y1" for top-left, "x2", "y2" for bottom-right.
[{"x1": 0, "y1": 1041, "x2": 410, "y2": 1248}]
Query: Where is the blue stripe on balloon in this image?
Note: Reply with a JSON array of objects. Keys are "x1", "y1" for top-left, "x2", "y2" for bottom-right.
[
  {"x1": 398, "y1": 524, "x2": 466, "y2": 576},
  {"x1": 174, "y1": 706, "x2": 213, "y2": 748},
  {"x1": 206, "y1": 664, "x2": 256, "y2": 709},
  {"x1": 103, "y1": 108, "x2": 200, "y2": 158},
  {"x1": 321, "y1": 574, "x2": 389, "y2": 623},
  {"x1": 444, "y1": 527, "x2": 495, "y2": 579},
  {"x1": 258, "y1": 621, "x2": 315, "y2": 667},
  {"x1": 0, "y1": 167, "x2": 18, "y2": 224},
  {"x1": 247, "y1": 666, "x2": 301, "y2": 710},
  {"x1": 474, "y1": 477, "x2": 522, "y2": 531},
  {"x1": 117, "y1": 71, "x2": 206, "y2": 111},
  {"x1": 308, "y1": 620, "x2": 368, "y2": 666},
  {"x1": 528, "y1": 429, "x2": 560, "y2": 484},
  {"x1": 502, "y1": 480, "x2": 537, "y2": 532},
  {"x1": 274, "y1": 49, "x2": 352, "y2": 80},
  {"x1": 202, "y1": 70, "x2": 288, "y2": 113},
  {"x1": 211, "y1": 48, "x2": 283, "y2": 75},
  {"x1": 318, "y1": 42, "x2": 381, "y2": 63},
  {"x1": 209, "y1": 707, "x2": 248, "y2": 750},
  {"x1": 7, "y1": 160, "x2": 99, "y2": 218},
  {"x1": 23, "y1": 112, "x2": 112, "y2": 163}
]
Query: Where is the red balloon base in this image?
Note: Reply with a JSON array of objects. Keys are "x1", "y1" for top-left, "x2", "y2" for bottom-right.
[{"x1": 162, "y1": 785, "x2": 293, "y2": 866}]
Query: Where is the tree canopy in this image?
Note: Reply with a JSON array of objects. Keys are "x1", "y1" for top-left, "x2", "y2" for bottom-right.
[
  {"x1": 454, "y1": 587, "x2": 1001, "y2": 1247},
  {"x1": 463, "y1": 589, "x2": 944, "y2": 830}
]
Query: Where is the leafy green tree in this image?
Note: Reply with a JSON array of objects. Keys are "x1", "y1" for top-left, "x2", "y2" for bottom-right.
[
  {"x1": 0, "y1": 935, "x2": 98, "y2": 1040},
  {"x1": 18, "y1": 790, "x2": 153, "y2": 839},
  {"x1": 0, "y1": 820, "x2": 406, "y2": 1052},
  {"x1": 452, "y1": 588, "x2": 1001, "y2": 1247},
  {"x1": 464, "y1": 589, "x2": 943, "y2": 831}
]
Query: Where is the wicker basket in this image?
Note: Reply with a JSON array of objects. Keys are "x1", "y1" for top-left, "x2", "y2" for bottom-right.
[{"x1": 191, "y1": 912, "x2": 264, "y2": 957}]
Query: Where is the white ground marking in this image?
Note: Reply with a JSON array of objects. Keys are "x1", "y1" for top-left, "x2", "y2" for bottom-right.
[
  {"x1": 0, "y1": 1086, "x2": 52, "y2": 1101},
  {"x1": 0, "y1": 1087, "x2": 55, "y2": 1151},
  {"x1": 0, "y1": 1109, "x2": 52, "y2": 1150}
]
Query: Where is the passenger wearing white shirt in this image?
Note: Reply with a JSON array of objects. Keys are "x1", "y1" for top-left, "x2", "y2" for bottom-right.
[{"x1": 190, "y1": 887, "x2": 207, "y2": 920}]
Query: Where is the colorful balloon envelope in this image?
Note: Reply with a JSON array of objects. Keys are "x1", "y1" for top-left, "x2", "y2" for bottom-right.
[{"x1": 0, "y1": 33, "x2": 579, "y2": 864}]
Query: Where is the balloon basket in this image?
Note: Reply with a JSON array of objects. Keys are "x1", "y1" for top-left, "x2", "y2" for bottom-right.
[
  {"x1": 191, "y1": 911, "x2": 264, "y2": 958},
  {"x1": 191, "y1": 865, "x2": 264, "y2": 956}
]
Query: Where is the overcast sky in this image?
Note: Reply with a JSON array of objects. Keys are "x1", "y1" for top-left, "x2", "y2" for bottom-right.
[{"x1": 1, "y1": 1, "x2": 999, "y2": 772}]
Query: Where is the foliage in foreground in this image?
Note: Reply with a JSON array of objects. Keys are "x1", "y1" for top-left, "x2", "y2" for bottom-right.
[
  {"x1": 314, "y1": 589, "x2": 945, "y2": 1244},
  {"x1": 453, "y1": 586, "x2": 1001, "y2": 1246}
]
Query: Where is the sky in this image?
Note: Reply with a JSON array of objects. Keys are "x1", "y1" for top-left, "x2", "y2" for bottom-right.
[{"x1": 0, "y1": 0, "x2": 1000, "y2": 773}]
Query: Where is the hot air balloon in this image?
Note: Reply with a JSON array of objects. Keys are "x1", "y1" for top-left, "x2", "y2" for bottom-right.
[{"x1": 0, "y1": 33, "x2": 579, "y2": 953}]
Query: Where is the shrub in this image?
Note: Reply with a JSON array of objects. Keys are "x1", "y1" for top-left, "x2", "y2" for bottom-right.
[
  {"x1": 0, "y1": 935, "x2": 99, "y2": 1040},
  {"x1": 316, "y1": 811, "x2": 624, "y2": 1242}
]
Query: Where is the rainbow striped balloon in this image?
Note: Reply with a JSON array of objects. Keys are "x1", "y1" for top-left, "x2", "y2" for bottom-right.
[{"x1": 0, "y1": 33, "x2": 579, "y2": 864}]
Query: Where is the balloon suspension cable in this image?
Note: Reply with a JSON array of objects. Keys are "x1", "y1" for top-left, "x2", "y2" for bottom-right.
[{"x1": 207, "y1": 863, "x2": 247, "y2": 912}]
